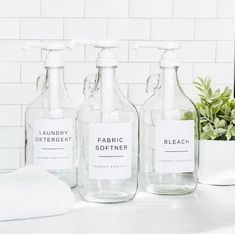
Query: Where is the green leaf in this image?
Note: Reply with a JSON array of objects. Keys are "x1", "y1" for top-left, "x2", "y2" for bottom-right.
[
  {"x1": 231, "y1": 127, "x2": 235, "y2": 137},
  {"x1": 231, "y1": 109, "x2": 235, "y2": 119},
  {"x1": 214, "y1": 118, "x2": 220, "y2": 128},
  {"x1": 182, "y1": 111, "x2": 194, "y2": 120},
  {"x1": 226, "y1": 131, "x2": 232, "y2": 141},
  {"x1": 212, "y1": 99, "x2": 223, "y2": 109},
  {"x1": 202, "y1": 125, "x2": 211, "y2": 132}
]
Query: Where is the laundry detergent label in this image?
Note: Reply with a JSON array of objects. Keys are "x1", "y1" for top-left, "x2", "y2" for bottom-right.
[
  {"x1": 88, "y1": 123, "x2": 132, "y2": 179},
  {"x1": 155, "y1": 120, "x2": 195, "y2": 173},
  {"x1": 33, "y1": 119, "x2": 73, "y2": 170}
]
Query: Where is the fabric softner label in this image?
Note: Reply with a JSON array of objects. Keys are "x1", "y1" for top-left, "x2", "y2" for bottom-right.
[
  {"x1": 155, "y1": 120, "x2": 195, "y2": 173},
  {"x1": 33, "y1": 119, "x2": 73, "y2": 170},
  {"x1": 88, "y1": 123, "x2": 132, "y2": 179}
]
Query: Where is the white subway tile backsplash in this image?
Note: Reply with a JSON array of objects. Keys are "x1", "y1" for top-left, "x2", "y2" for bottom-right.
[
  {"x1": 173, "y1": 0, "x2": 217, "y2": 18},
  {"x1": 108, "y1": 19, "x2": 150, "y2": 40},
  {"x1": 194, "y1": 0, "x2": 217, "y2": 18},
  {"x1": 173, "y1": 0, "x2": 194, "y2": 18},
  {"x1": 151, "y1": 19, "x2": 194, "y2": 40},
  {"x1": 41, "y1": 0, "x2": 84, "y2": 17},
  {"x1": 64, "y1": 19, "x2": 107, "y2": 39},
  {"x1": 85, "y1": 0, "x2": 128, "y2": 17},
  {"x1": 216, "y1": 41, "x2": 234, "y2": 62},
  {"x1": 194, "y1": 63, "x2": 234, "y2": 85},
  {"x1": 117, "y1": 63, "x2": 150, "y2": 83},
  {"x1": 20, "y1": 19, "x2": 63, "y2": 39},
  {"x1": 195, "y1": 19, "x2": 235, "y2": 40},
  {"x1": 0, "y1": 41, "x2": 41, "y2": 61},
  {"x1": 0, "y1": 19, "x2": 19, "y2": 39},
  {"x1": 0, "y1": 84, "x2": 37, "y2": 104},
  {"x1": 0, "y1": 105, "x2": 21, "y2": 126},
  {"x1": 0, "y1": 127, "x2": 24, "y2": 147},
  {"x1": 0, "y1": 149, "x2": 21, "y2": 170},
  {"x1": 0, "y1": 62, "x2": 20, "y2": 82},
  {"x1": 178, "y1": 41, "x2": 216, "y2": 62},
  {"x1": 129, "y1": 0, "x2": 172, "y2": 18},
  {"x1": 218, "y1": 0, "x2": 235, "y2": 18},
  {"x1": 0, "y1": 0, "x2": 40, "y2": 17}
]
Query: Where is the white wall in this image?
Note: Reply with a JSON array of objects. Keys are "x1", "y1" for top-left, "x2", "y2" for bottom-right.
[{"x1": 0, "y1": 0, "x2": 234, "y2": 169}]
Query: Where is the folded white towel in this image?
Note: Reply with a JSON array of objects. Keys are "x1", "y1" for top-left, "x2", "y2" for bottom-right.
[{"x1": 0, "y1": 166, "x2": 75, "y2": 221}]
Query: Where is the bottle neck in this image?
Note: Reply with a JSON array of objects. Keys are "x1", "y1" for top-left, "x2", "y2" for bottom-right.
[
  {"x1": 162, "y1": 66, "x2": 178, "y2": 119},
  {"x1": 45, "y1": 67, "x2": 65, "y2": 118},
  {"x1": 45, "y1": 67, "x2": 65, "y2": 91},
  {"x1": 97, "y1": 66, "x2": 117, "y2": 122},
  {"x1": 96, "y1": 67, "x2": 117, "y2": 87}
]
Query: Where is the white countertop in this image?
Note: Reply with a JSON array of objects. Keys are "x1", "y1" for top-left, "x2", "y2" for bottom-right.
[{"x1": 1, "y1": 184, "x2": 235, "y2": 234}]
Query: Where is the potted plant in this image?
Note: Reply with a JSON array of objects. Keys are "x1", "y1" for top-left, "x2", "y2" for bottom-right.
[{"x1": 183, "y1": 78, "x2": 235, "y2": 185}]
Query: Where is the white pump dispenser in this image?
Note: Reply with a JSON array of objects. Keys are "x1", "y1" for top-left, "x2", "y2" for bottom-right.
[
  {"x1": 70, "y1": 39, "x2": 118, "y2": 121},
  {"x1": 71, "y1": 39, "x2": 139, "y2": 203},
  {"x1": 24, "y1": 41, "x2": 70, "y2": 119},
  {"x1": 24, "y1": 41, "x2": 77, "y2": 188},
  {"x1": 138, "y1": 41, "x2": 199, "y2": 195},
  {"x1": 135, "y1": 42, "x2": 180, "y2": 119}
]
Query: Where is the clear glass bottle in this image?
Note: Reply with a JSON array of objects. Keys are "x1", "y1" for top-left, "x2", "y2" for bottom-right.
[
  {"x1": 25, "y1": 42, "x2": 77, "y2": 188},
  {"x1": 75, "y1": 40, "x2": 139, "y2": 203},
  {"x1": 140, "y1": 42, "x2": 199, "y2": 195}
]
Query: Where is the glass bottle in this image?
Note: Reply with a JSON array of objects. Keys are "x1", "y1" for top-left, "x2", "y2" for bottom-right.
[
  {"x1": 74, "y1": 40, "x2": 139, "y2": 203},
  {"x1": 25, "y1": 42, "x2": 77, "y2": 188},
  {"x1": 140, "y1": 42, "x2": 199, "y2": 195}
]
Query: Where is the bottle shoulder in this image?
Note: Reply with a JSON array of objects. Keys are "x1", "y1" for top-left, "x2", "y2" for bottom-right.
[
  {"x1": 25, "y1": 92, "x2": 77, "y2": 122},
  {"x1": 140, "y1": 89, "x2": 198, "y2": 122},
  {"x1": 78, "y1": 92, "x2": 138, "y2": 123},
  {"x1": 27, "y1": 91, "x2": 76, "y2": 109},
  {"x1": 80, "y1": 91, "x2": 137, "y2": 112}
]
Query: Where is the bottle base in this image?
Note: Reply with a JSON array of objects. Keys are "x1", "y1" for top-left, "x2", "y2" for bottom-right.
[
  {"x1": 145, "y1": 183, "x2": 196, "y2": 195},
  {"x1": 80, "y1": 190, "x2": 135, "y2": 204}
]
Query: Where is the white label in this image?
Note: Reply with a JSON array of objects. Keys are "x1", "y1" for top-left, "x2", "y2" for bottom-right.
[
  {"x1": 155, "y1": 120, "x2": 194, "y2": 173},
  {"x1": 88, "y1": 123, "x2": 132, "y2": 179},
  {"x1": 33, "y1": 119, "x2": 74, "y2": 170}
]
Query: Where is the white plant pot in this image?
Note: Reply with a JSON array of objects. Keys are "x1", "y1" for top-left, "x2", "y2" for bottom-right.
[{"x1": 199, "y1": 140, "x2": 235, "y2": 185}]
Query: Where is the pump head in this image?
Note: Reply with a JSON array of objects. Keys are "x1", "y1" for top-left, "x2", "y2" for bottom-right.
[
  {"x1": 24, "y1": 41, "x2": 70, "y2": 68},
  {"x1": 134, "y1": 41, "x2": 180, "y2": 68},
  {"x1": 69, "y1": 39, "x2": 118, "y2": 68}
]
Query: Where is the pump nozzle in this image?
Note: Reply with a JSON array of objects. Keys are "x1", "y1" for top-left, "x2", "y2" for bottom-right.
[
  {"x1": 133, "y1": 41, "x2": 180, "y2": 51},
  {"x1": 68, "y1": 39, "x2": 118, "y2": 50},
  {"x1": 24, "y1": 41, "x2": 69, "y2": 51}
]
